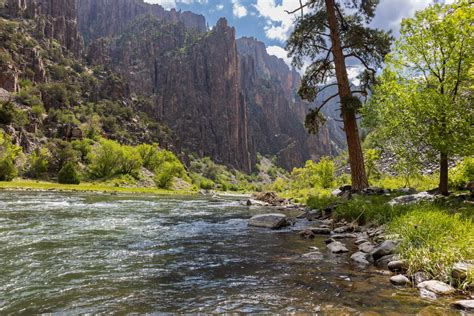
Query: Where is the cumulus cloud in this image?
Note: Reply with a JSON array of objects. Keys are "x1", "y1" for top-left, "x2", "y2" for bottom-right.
[
  {"x1": 232, "y1": 0, "x2": 248, "y2": 18},
  {"x1": 266, "y1": 45, "x2": 292, "y2": 67},
  {"x1": 254, "y1": 0, "x2": 301, "y2": 42}
]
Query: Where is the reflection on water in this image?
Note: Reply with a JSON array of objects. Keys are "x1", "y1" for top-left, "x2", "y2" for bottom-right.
[{"x1": 0, "y1": 191, "x2": 460, "y2": 314}]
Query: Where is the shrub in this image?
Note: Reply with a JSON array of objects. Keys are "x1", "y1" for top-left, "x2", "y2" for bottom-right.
[
  {"x1": 315, "y1": 157, "x2": 335, "y2": 188},
  {"x1": 28, "y1": 148, "x2": 50, "y2": 179},
  {"x1": 0, "y1": 157, "x2": 17, "y2": 181},
  {"x1": 270, "y1": 177, "x2": 287, "y2": 192},
  {"x1": 0, "y1": 101, "x2": 27, "y2": 126},
  {"x1": 199, "y1": 177, "x2": 215, "y2": 190},
  {"x1": 137, "y1": 143, "x2": 160, "y2": 170},
  {"x1": 118, "y1": 145, "x2": 142, "y2": 177},
  {"x1": 389, "y1": 208, "x2": 474, "y2": 287},
  {"x1": 87, "y1": 139, "x2": 122, "y2": 179},
  {"x1": 449, "y1": 157, "x2": 474, "y2": 190},
  {"x1": 365, "y1": 148, "x2": 381, "y2": 182},
  {"x1": 46, "y1": 139, "x2": 79, "y2": 173},
  {"x1": 58, "y1": 161, "x2": 80, "y2": 184},
  {"x1": 0, "y1": 131, "x2": 21, "y2": 181},
  {"x1": 154, "y1": 161, "x2": 186, "y2": 189},
  {"x1": 72, "y1": 139, "x2": 93, "y2": 163}
]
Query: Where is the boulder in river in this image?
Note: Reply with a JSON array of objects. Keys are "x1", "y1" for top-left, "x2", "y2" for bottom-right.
[
  {"x1": 327, "y1": 241, "x2": 349, "y2": 253},
  {"x1": 358, "y1": 242, "x2": 375, "y2": 253},
  {"x1": 417, "y1": 280, "x2": 455, "y2": 295},
  {"x1": 370, "y1": 240, "x2": 397, "y2": 261},
  {"x1": 351, "y1": 251, "x2": 370, "y2": 265},
  {"x1": 453, "y1": 300, "x2": 474, "y2": 312},
  {"x1": 390, "y1": 274, "x2": 410, "y2": 286},
  {"x1": 388, "y1": 260, "x2": 407, "y2": 272},
  {"x1": 311, "y1": 227, "x2": 331, "y2": 235},
  {"x1": 248, "y1": 213, "x2": 290, "y2": 229}
]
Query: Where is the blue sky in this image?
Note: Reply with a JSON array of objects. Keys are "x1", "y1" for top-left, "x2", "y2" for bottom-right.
[{"x1": 144, "y1": 0, "x2": 445, "y2": 66}]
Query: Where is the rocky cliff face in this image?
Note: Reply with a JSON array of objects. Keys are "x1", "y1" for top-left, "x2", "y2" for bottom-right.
[
  {"x1": 3, "y1": 0, "x2": 83, "y2": 55},
  {"x1": 237, "y1": 37, "x2": 342, "y2": 170},
  {"x1": 82, "y1": 15, "x2": 252, "y2": 172},
  {"x1": 76, "y1": 0, "x2": 206, "y2": 43}
]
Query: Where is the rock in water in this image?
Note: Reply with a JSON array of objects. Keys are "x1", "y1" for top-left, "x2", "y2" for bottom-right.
[
  {"x1": 248, "y1": 214, "x2": 290, "y2": 229},
  {"x1": 453, "y1": 300, "x2": 474, "y2": 312},
  {"x1": 390, "y1": 275, "x2": 410, "y2": 286},
  {"x1": 358, "y1": 242, "x2": 375, "y2": 253},
  {"x1": 417, "y1": 280, "x2": 455, "y2": 295},
  {"x1": 370, "y1": 240, "x2": 397, "y2": 261},
  {"x1": 388, "y1": 260, "x2": 407, "y2": 272},
  {"x1": 327, "y1": 241, "x2": 349, "y2": 253},
  {"x1": 351, "y1": 251, "x2": 370, "y2": 265}
]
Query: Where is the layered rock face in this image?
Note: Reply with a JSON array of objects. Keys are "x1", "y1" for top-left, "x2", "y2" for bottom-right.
[
  {"x1": 83, "y1": 15, "x2": 252, "y2": 172},
  {"x1": 4, "y1": 0, "x2": 83, "y2": 55},
  {"x1": 76, "y1": 0, "x2": 206, "y2": 42},
  {"x1": 237, "y1": 37, "x2": 342, "y2": 170}
]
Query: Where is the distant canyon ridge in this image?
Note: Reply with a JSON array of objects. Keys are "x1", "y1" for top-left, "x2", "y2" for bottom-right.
[{"x1": 1, "y1": 0, "x2": 345, "y2": 172}]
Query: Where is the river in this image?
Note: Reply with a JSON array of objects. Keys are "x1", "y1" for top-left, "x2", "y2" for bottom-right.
[{"x1": 0, "y1": 191, "x2": 461, "y2": 314}]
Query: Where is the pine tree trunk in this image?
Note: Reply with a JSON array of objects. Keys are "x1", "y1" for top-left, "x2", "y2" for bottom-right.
[
  {"x1": 325, "y1": 0, "x2": 368, "y2": 191},
  {"x1": 439, "y1": 152, "x2": 449, "y2": 196}
]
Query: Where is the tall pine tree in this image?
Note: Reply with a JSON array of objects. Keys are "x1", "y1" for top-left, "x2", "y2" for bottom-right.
[{"x1": 286, "y1": 0, "x2": 392, "y2": 190}]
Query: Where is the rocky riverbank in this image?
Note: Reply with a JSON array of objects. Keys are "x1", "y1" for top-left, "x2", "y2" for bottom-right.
[{"x1": 246, "y1": 189, "x2": 474, "y2": 312}]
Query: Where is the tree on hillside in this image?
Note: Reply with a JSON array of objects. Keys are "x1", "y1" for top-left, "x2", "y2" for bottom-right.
[
  {"x1": 286, "y1": 0, "x2": 393, "y2": 190},
  {"x1": 365, "y1": 1, "x2": 474, "y2": 195}
]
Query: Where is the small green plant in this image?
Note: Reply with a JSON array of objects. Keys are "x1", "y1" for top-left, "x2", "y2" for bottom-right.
[
  {"x1": 58, "y1": 162, "x2": 80, "y2": 185},
  {"x1": 0, "y1": 131, "x2": 21, "y2": 181}
]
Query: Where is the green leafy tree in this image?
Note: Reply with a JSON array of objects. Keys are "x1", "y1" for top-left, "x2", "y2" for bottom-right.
[
  {"x1": 286, "y1": 0, "x2": 393, "y2": 190},
  {"x1": 58, "y1": 161, "x2": 81, "y2": 185},
  {"x1": 137, "y1": 143, "x2": 161, "y2": 170},
  {"x1": 365, "y1": 1, "x2": 474, "y2": 195}
]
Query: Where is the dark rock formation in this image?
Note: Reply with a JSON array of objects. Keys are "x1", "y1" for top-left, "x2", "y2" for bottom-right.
[
  {"x1": 76, "y1": 0, "x2": 206, "y2": 43},
  {"x1": 237, "y1": 37, "x2": 343, "y2": 170},
  {"x1": 4, "y1": 0, "x2": 83, "y2": 55}
]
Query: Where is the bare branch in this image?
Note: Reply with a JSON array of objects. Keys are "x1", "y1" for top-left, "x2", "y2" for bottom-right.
[
  {"x1": 285, "y1": 0, "x2": 311, "y2": 15},
  {"x1": 317, "y1": 92, "x2": 339, "y2": 112}
]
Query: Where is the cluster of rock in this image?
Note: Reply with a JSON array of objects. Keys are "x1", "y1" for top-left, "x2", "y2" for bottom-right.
[{"x1": 246, "y1": 191, "x2": 474, "y2": 312}]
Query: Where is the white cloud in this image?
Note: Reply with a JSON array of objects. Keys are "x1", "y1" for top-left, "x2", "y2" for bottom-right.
[
  {"x1": 216, "y1": 4, "x2": 224, "y2": 11},
  {"x1": 266, "y1": 45, "x2": 292, "y2": 67},
  {"x1": 254, "y1": 0, "x2": 302, "y2": 42},
  {"x1": 232, "y1": 0, "x2": 248, "y2": 18}
]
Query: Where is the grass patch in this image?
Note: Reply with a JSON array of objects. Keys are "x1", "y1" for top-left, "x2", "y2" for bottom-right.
[
  {"x1": 371, "y1": 174, "x2": 438, "y2": 192},
  {"x1": 389, "y1": 208, "x2": 474, "y2": 288},
  {"x1": 0, "y1": 179, "x2": 196, "y2": 196}
]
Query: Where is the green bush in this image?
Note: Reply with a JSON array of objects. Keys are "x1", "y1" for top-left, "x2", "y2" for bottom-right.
[
  {"x1": 389, "y1": 208, "x2": 474, "y2": 287},
  {"x1": 137, "y1": 143, "x2": 160, "y2": 170},
  {"x1": 28, "y1": 148, "x2": 50, "y2": 179},
  {"x1": 87, "y1": 139, "x2": 122, "y2": 179},
  {"x1": 154, "y1": 161, "x2": 186, "y2": 189},
  {"x1": 0, "y1": 157, "x2": 17, "y2": 181},
  {"x1": 46, "y1": 139, "x2": 79, "y2": 173},
  {"x1": 199, "y1": 177, "x2": 215, "y2": 190},
  {"x1": 449, "y1": 157, "x2": 474, "y2": 190},
  {"x1": 118, "y1": 145, "x2": 142, "y2": 177},
  {"x1": 0, "y1": 131, "x2": 21, "y2": 181},
  {"x1": 58, "y1": 162, "x2": 80, "y2": 184}
]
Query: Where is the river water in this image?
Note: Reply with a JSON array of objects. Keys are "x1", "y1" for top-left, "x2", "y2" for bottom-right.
[{"x1": 0, "y1": 191, "x2": 462, "y2": 314}]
